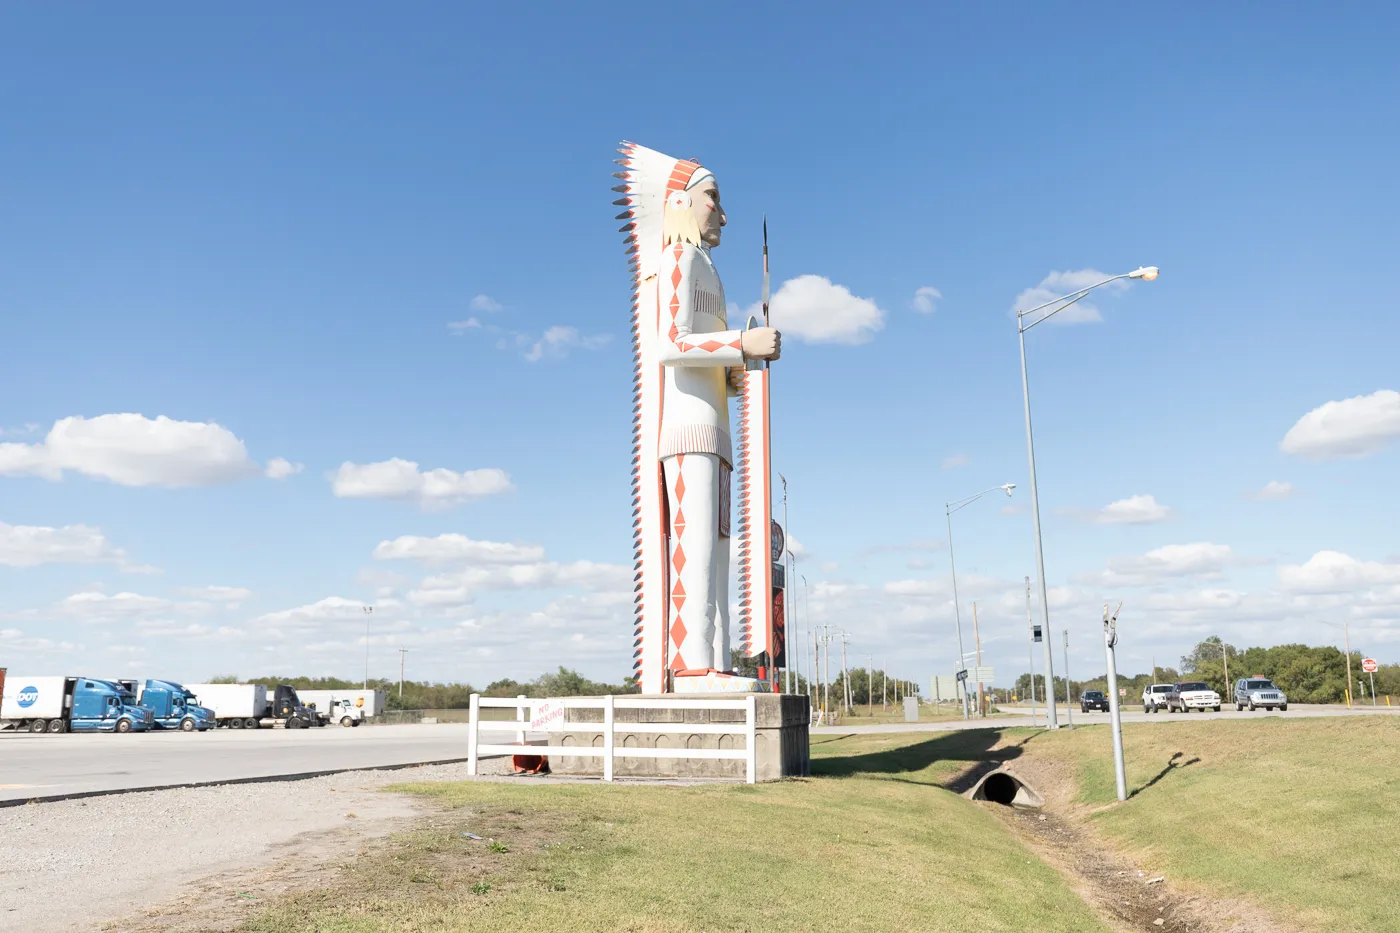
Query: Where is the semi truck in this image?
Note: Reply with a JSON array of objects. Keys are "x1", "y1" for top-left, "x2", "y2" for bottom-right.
[
  {"x1": 296, "y1": 689, "x2": 385, "y2": 727},
  {"x1": 184, "y1": 683, "x2": 319, "y2": 729},
  {"x1": 0, "y1": 676, "x2": 155, "y2": 733},
  {"x1": 127, "y1": 680, "x2": 216, "y2": 731}
]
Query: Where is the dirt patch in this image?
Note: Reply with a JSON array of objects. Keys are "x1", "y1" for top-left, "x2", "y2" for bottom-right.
[{"x1": 946, "y1": 741, "x2": 1301, "y2": 933}]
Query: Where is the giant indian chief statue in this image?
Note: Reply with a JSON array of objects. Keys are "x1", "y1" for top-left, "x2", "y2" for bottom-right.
[{"x1": 613, "y1": 143, "x2": 783, "y2": 694}]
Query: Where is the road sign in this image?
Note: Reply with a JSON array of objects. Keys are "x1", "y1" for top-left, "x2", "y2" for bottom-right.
[
  {"x1": 933, "y1": 675, "x2": 959, "y2": 700},
  {"x1": 529, "y1": 699, "x2": 566, "y2": 732},
  {"x1": 969, "y1": 666, "x2": 995, "y2": 685},
  {"x1": 1119, "y1": 688, "x2": 1126, "y2": 697},
  {"x1": 1032, "y1": 625, "x2": 1043, "y2": 642},
  {"x1": 955, "y1": 669, "x2": 968, "y2": 683},
  {"x1": 1362, "y1": 658, "x2": 1378, "y2": 673},
  {"x1": 771, "y1": 521, "x2": 785, "y2": 562}
]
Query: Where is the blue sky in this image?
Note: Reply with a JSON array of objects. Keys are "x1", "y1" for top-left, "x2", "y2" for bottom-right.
[{"x1": 3, "y1": 4, "x2": 1399, "y2": 689}]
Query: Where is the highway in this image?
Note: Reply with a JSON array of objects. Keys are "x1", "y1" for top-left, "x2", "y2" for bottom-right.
[{"x1": 0, "y1": 722, "x2": 524, "y2": 804}]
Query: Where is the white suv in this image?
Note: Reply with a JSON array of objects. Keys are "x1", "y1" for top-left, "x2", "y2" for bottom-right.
[{"x1": 1141, "y1": 683, "x2": 1173, "y2": 713}]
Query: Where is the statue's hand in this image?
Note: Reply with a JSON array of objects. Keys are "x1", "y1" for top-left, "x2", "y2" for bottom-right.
[
  {"x1": 727, "y1": 367, "x2": 745, "y2": 392},
  {"x1": 740, "y1": 327, "x2": 781, "y2": 361}
]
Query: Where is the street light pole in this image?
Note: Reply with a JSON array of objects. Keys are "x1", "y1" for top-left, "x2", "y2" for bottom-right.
[
  {"x1": 398, "y1": 646, "x2": 409, "y2": 698},
  {"x1": 1063, "y1": 629, "x2": 1073, "y2": 728},
  {"x1": 946, "y1": 483, "x2": 1016, "y2": 721},
  {"x1": 1103, "y1": 602, "x2": 1127, "y2": 801},
  {"x1": 1025, "y1": 577, "x2": 1037, "y2": 727},
  {"x1": 1015, "y1": 265, "x2": 1159, "y2": 732},
  {"x1": 362, "y1": 605, "x2": 373, "y2": 690}
]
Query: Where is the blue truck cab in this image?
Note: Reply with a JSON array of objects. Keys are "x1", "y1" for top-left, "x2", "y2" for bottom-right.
[
  {"x1": 137, "y1": 679, "x2": 216, "y2": 731},
  {"x1": 71, "y1": 679, "x2": 154, "y2": 733}
]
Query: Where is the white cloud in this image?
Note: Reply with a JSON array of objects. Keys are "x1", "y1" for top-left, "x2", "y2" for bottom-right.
[
  {"x1": 1012, "y1": 268, "x2": 1130, "y2": 326},
  {"x1": 911, "y1": 286, "x2": 942, "y2": 314},
  {"x1": 1281, "y1": 390, "x2": 1400, "y2": 460},
  {"x1": 373, "y1": 534, "x2": 545, "y2": 565},
  {"x1": 264, "y1": 457, "x2": 303, "y2": 480},
  {"x1": 785, "y1": 534, "x2": 809, "y2": 559},
  {"x1": 249, "y1": 596, "x2": 368, "y2": 634},
  {"x1": 759, "y1": 275, "x2": 884, "y2": 345},
  {"x1": 59, "y1": 591, "x2": 175, "y2": 623},
  {"x1": 409, "y1": 561, "x2": 628, "y2": 608},
  {"x1": 329, "y1": 458, "x2": 513, "y2": 511},
  {"x1": 0, "y1": 627, "x2": 77, "y2": 653},
  {"x1": 1251, "y1": 480, "x2": 1295, "y2": 501},
  {"x1": 448, "y1": 317, "x2": 483, "y2": 335},
  {"x1": 1277, "y1": 551, "x2": 1400, "y2": 593},
  {"x1": 1072, "y1": 494, "x2": 1173, "y2": 525},
  {"x1": 0, "y1": 521, "x2": 142, "y2": 569},
  {"x1": 941, "y1": 453, "x2": 970, "y2": 470},
  {"x1": 470, "y1": 294, "x2": 504, "y2": 313},
  {"x1": 524, "y1": 326, "x2": 610, "y2": 362},
  {"x1": 1079, "y1": 542, "x2": 1234, "y2": 587},
  {"x1": 176, "y1": 585, "x2": 253, "y2": 607},
  {"x1": 0, "y1": 414, "x2": 284, "y2": 487}
]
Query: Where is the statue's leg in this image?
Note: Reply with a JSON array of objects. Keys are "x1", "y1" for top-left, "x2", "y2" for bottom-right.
[
  {"x1": 662, "y1": 453, "x2": 720, "y2": 672},
  {"x1": 714, "y1": 464, "x2": 731, "y2": 670}
]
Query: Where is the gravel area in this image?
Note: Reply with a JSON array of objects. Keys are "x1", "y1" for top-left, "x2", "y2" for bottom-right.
[{"x1": 0, "y1": 759, "x2": 508, "y2": 933}]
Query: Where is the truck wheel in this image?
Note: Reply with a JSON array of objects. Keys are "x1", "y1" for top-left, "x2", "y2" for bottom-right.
[
  {"x1": 47, "y1": 719, "x2": 66, "y2": 733},
  {"x1": 351, "y1": 719, "x2": 361, "y2": 727},
  {"x1": 229, "y1": 718, "x2": 243, "y2": 729},
  {"x1": 115, "y1": 719, "x2": 133, "y2": 734},
  {"x1": 180, "y1": 718, "x2": 196, "y2": 732},
  {"x1": 340, "y1": 716, "x2": 353, "y2": 727},
  {"x1": 29, "y1": 719, "x2": 48, "y2": 733},
  {"x1": 244, "y1": 718, "x2": 260, "y2": 730}
]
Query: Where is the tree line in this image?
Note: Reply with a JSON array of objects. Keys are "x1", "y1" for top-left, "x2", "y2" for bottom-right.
[
  {"x1": 209, "y1": 666, "x2": 638, "y2": 711},
  {"x1": 1010, "y1": 637, "x2": 1398, "y2": 706}
]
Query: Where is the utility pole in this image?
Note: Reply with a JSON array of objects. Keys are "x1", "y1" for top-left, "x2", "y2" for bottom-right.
[
  {"x1": 1221, "y1": 640, "x2": 1230, "y2": 696},
  {"x1": 1025, "y1": 577, "x2": 1037, "y2": 727},
  {"x1": 822, "y1": 624, "x2": 831, "y2": 720},
  {"x1": 362, "y1": 605, "x2": 374, "y2": 690},
  {"x1": 397, "y1": 647, "x2": 409, "y2": 698},
  {"x1": 1063, "y1": 629, "x2": 1073, "y2": 728},
  {"x1": 839, "y1": 633, "x2": 852, "y2": 713},
  {"x1": 1103, "y1": 602, "x2": 1127, "y2": 801},
  {"x1": 973, "y1": 601, "x2": 984, "y2": 717},
  {"x1": 865, "y1": 654, "x2": 874, "y2": 715},
  {"x1": 1344, "y1": 621, "x2": 1353, "y2": 708},
  {"x1": 883, "y1": 666, "x2": 888, "y2": 711}
]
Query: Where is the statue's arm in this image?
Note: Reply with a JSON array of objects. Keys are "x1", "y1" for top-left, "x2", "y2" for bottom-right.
[{"x1": 657, "y1": 245, "x2": 744, "y2": 368}]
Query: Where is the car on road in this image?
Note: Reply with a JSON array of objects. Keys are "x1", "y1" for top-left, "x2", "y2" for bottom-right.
[
  {"x1": 1234, "y1": 677, "x2": 1288, "y2": 711},
  {"x1": 1141, "y1": 683, "x2": 1174, "y2": 713},
  {"x1": 1080, "y1": 690, "x2": 1110, "y2": 712},
  {"x1": 1167, "y1": 681, "x2": 1221, "y2": 712}
]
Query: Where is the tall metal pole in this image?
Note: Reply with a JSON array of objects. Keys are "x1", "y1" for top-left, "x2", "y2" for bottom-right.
[
  {"x1": 362, "y1": 605, "x2": 373, "y2": 690},
  {"x1": 1344, "y1": 622, "x2": 1353, "y2": 708},
  {"x1": 1063, "y1": 629, "x2": 1073, "y2": 728},
  {"x1": 1103, "y1": 603, "x2": 1127, "y2": 801},
  {"x1": 1026, "y1": 577, "x2": 1037, "y2": 726},
  {"x1": 973, "y1": 601, "x2": 984, "y2": 717},
  {"x1": 1018, "y1": 323, "x2": 1057, "y2": 728},
  {"x1": 840, "y1": 634, "x2": 851, "y2": 713},
  {"x1": 398, "y1": 647, "x2": 408, "y2": 698},
  {"x1": 945, "y1": 508, "x2": 970, "y2": 720},
  {"x1": 822, "y1": 624, "x2": 830, "y2": 720},
  {"x1": 866, "y1": 654, "x2": 874, "y2": 715}
]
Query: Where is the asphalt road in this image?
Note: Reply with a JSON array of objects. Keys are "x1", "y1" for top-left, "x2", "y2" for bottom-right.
[
  {"x1": 812, "y1": 702, "x2": 1399, "y2": 734},
  {"x1": 0, "y1": 721, "x2": 530, "y2": 804}
]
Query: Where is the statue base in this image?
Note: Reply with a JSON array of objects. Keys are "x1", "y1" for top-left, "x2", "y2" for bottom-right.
[
  {"x1": 546, "y1": 692, "x2": 809, "y2": 782},
  {"x1": 672, "y1": 669, "x2": 770, "y2": 694}
]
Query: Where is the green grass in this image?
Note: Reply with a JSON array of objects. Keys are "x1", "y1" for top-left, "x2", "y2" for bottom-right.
[
  {"x1": 238, "y1": 729, "x2": 1111, "y2": 933},
  {"x1": 1023, "y1": 716, "x2": 1400, "y2": 933}
]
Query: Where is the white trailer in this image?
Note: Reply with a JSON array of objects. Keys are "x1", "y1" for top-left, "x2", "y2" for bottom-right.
[
  {"x1": 1, "y1": 676, "x2": 71, "y2": 729},
  {"x1": 184, "y1": 683, "x2": 268, "y2": 729},
  {"x1": 296, "y1": 689, "x2": 385, "y2": 726}
]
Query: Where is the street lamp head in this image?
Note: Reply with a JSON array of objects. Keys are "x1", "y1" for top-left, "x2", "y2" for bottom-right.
[
  {"x1": 1000, "y1": 483, "x2": 1016, "y2": 496},
  {"x1": 1128, "y1": 266, "x2": 1160, "y2": 281}
]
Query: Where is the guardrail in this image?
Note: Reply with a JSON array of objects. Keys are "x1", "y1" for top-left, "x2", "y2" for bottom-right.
[{"x1": 466, "y1": 693, "x2": 757, "y2": 784}]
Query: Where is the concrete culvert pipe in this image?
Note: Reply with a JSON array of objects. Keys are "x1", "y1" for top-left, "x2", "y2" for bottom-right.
[{"x1": 967, "y1": 769, "x2": 1044, "y2": 808}]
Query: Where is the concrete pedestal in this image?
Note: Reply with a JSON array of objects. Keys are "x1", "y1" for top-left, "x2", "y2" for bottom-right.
[{"x1": 547, "y1": 693, "x2": 809, "y2": 781}]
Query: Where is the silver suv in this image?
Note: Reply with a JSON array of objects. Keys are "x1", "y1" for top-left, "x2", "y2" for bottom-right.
[{"x1": 1234, "y1": 677, "x2": 1287, "y2": 711}]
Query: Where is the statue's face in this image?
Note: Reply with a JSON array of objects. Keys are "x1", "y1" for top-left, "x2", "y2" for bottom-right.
[{"x1": 692, "y1": 180, "x2": 726, "y2": 247}]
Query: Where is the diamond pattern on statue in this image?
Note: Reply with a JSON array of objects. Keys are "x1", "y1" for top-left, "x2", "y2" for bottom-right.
[
  {"x1": 672, "y1": 543, "x2": 686, "y2": 575},
  {"x1": 674, "y1": 472, "x2": 686, "y2": 501},
  {"x1": 697, "y1": 340, "x2": 727, "y2": 352},
  {"x1": 672, "y1": 507, "x2": 686, "y2": 535},
  {"x1": 670, "y1": 618, "x2": 687, "y2": 651}
]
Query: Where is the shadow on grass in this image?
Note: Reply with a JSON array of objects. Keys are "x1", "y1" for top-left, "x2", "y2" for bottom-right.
[
  {"x1": 813, "y1": 729, "x2": 1037, "y2": 790},
  {"x1": 1128, "y1": 751, "x2": 1201, "y2": 799}
]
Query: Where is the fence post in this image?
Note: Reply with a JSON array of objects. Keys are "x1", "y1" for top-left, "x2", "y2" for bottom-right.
[
  {"x1": 516, "y1": 693, "x2": 527, "y2": 746},
  {"x1": 603, "y1": 694, "x2": 615, "y2": 782},
  {"x1": 467, "y1": 693, "x2": 480, "y2": 776},
  {"x1": 745, "y1": 694, "x2": 757, "y2": 785}
]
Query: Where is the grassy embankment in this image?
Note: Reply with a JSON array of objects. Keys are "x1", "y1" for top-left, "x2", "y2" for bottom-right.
[{"x1": 237, "y1": 729, "x2": 1110, "y2": 932}]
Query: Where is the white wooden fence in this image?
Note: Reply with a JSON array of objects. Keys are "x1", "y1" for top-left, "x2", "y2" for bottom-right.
[{"x1": 466, "y1": 693, "x2": 757, "y2": 784}]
